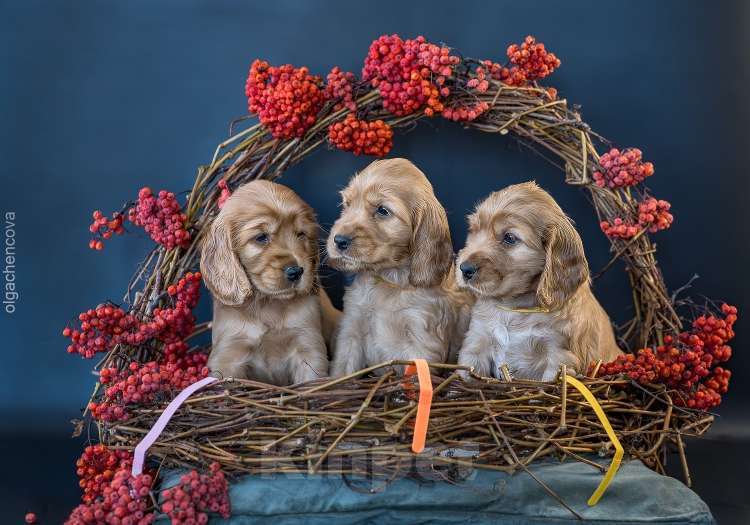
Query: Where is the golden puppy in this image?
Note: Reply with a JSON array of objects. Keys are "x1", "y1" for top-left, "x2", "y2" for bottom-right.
[
  {"x1": 456, "y1": 182, "x2": 621, "y2": 381},
  {"x1": 327, "y1": 158, "x2": 468, "y2": 376},
  {"x1": 200, "y1": 180, "x2": 338, "y2": 385}
]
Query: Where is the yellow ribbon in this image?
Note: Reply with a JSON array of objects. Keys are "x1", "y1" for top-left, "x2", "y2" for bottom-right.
[
  {"x1": 495, "y1": 303, "x2": 552, "y2": 314},
  {"x1": 565, "y1": 375, "x2": 623, "y2": 506}
]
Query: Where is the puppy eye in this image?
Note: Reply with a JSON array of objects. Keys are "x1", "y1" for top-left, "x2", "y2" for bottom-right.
[
  {"x1": 502, "y1": 232, "x2": 519, "y2": 245},
  {"x1": 375, "y1": 205, "x2": 390, "y2": 217},
  {"x1": 255, "y1": 233, "x2": 269, "y2": 245},
  {"x1": 297, "y1": 232, "x2": 306, "y2": 240}
]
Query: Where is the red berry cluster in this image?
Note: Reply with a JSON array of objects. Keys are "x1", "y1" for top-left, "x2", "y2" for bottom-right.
[
  {"x1": 65, "y1": 470, "x2": 155, "y2": 525},
  {"x1": 89, "y1": 211, "x2": 125, "y2": 250},
  {"x1": 328, "y1": 114, "x2": 393, "y2": 156},
  {"x1": 90, "y1": 356, "x2": 209, "y2": 422},
  {"x1": 160, "y1": 463, "x2": 231, "y2": 524},
  {"x1": 506, "y1": 35, "x2": 561, "y2": 84},
  {"x1": 325, "y1": 67, "x2": 358, "y2": 112},
  {"x1": 466, "y1": 65, "x2": 491, "y2": 94},
  {"x1": 362, "y1": 34, "x2": 459, "y2": 117},
  {"x1": 600, "y1": 196, "x2": 673, "y2": 240},
  {"x1": 593, "y1": 148, "x2": 655, "y2": 189},
  {"x1": 64, "y1": 305, "x2": 134, "y2": 358},
  {"x1": 128, "y1": 188, "x2": 191, "y2": 250},
  {"x1": 443, "y1": 65, "x2": 492, "y2": 122},
  {"x1": 150, "y1": 271, "x2": 202, "y2": 344},
  {"x1": 638, "y1": 197, "x2": 673, "y2": 233},
  {"x1": 473, "y1": 36, "x2": 559, "y2": 89},
  {"x1": 64, "y1": 273, "x2": 202, "y2": 359},
  {"x1": 599, "y1": 304, "x2": 737, "y2": 409},
  {"x1": 245, "y1": 59, "x2": 326, "y2": 139},
  {"x1": 442, "y1": 101, "x2": 490, "y2": 122},
  {"x1": 76, "y1": 445, "x2": 133, "y2": 504},
  {"x1": 599, "y1": 217, "x2": 641, "y2": 240},
  {"x1": 217, "y1": 179, "x2": 232, "y2": 210}
]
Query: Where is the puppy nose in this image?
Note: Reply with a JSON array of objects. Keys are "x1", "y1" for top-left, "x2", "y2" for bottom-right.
[
  {"x1": 333, "y1": 234, "x2": 351, "y2": 251},
  {"x1": 459, "y1": 261, "x2": 477, "y2": 280},
  {"x1": 284, "y1": 265, "x2": 304, "y2": 282}
]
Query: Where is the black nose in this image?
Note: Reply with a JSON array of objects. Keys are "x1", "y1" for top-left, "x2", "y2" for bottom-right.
[
  {"x1": 284, "y1": 265, "x2": 304, "y2": 282},
  {"x1": 459, "y1": 261, "x2": 477, "y2": 280},
  {"x1": 334, "y1": 234, "x2": 351, "y2": 251}
]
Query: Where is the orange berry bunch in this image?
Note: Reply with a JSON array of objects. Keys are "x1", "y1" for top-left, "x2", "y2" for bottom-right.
[
  {"x1": 362, "y1": 34, "x2": 459, "y2": 117},
  {"x1": 442, "y1": 64, "x2": 492, "y2": 122},
  {"x1": 160, "y1": 463, "x2": 231, "y2": 524},
  {"x1": 638, "y1": 197, "x2": 673, "y2": 232},
  {"x1": 600, "y1": 196, "x2": 673, "y2": 240},
  {"x1": 88, "y1": 210, "x2": 125, "y2": 250},
  {"x1": 325, "y1": 66, "x2": 358, "y2": 112},
  {"x1": 506, "y1": 35, "x2": 561, "y2": 84},
  {"x1": 466, "y1": 65, "x2": 491, "y2": 94},
  {"x1": 328, "y1": 114, "x2": 393, "y2": 156},
  {"x1": 471, "y1": 36, "x2": 560, "y2": 91},
  {"x1": 128, "y1": 188, "x2": 191, "y2": 250},
  {"x1": 76, "y1": 445, "x2": 133, "y2": 505},
  {"x1": 442, "y1": 101, "x2": 490, "y2": 122},
  {"x1": 593, "y1": 148, "x2": 655, "y2": 189},
  {"x1": 599, "y1": 304, "x2": 737, "y2": 410},
  {"x1": 64, "y1": 272, "x2": 202, "y2": 359},
  {"x1": 244, "y1": 59, "x2": 326, "y2": 139},
  {"x1": 65, "y1": 470, "x2": 155, "y2": 525},
  {"x1": 90, "y1": 356, "x2": 209, "y2": 422},
  {"x1": 599, "y1": 217, "x2": 641, "y2": 240}
]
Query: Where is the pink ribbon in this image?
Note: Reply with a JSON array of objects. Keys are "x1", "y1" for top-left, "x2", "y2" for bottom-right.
[{"x1": 131, "y1": 376, "x2": 219, "y2": 476}]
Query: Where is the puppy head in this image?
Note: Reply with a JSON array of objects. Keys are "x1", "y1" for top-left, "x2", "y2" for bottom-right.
[
  {"x1": 456, "y1": 182, "x2": 589, "y2": 309},
  {"x1": 326, "y1": 158, "x2": 453, "y2": 287},
  {"x1": 200, "y1": 180, "x2": 319, "y2": 305}
]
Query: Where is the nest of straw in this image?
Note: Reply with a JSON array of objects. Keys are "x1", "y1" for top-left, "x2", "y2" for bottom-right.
[
  {"x1": 106, "y1": 362, "x2": 712, "y2": 491},
  {"x1": 92, "y1": 49, "x2": 710, "y2": 495}
]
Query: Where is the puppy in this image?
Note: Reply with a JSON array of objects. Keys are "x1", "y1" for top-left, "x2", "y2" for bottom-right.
[
  {"x1": 200, "y1": 180, "x2": 338, "y2": 385},
  {"x1": 456, "y1": 182, "x2": 621, "y2": 381},
  {"x1": 327, "y1": 158, "x2": 468, "y2": 376}
]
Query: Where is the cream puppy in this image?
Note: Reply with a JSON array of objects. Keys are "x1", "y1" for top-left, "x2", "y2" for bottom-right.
[
  {"x1": 456, "y1": 182, "x2": 621, "y2": 381},
  {"x1": 326, "y1": 159, "x2": 468, "y2": 376},
  {"x1": 200, "y1": 180, "x2": 339, "y2": 385}
]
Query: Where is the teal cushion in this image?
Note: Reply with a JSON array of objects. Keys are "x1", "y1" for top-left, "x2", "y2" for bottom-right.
[{"x1": 159, "y1": 459, "x2": 714, "y2": 524}]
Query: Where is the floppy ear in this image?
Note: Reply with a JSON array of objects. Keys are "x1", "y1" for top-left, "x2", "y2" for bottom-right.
[
  {"x1": 199, "y1": 212, "x2": 252, "y2": 306},
  {"x1": 409, "y1": 194, "x2": 454, "y2": 287},
  {"x1": 536, "y1": 217, "x2": 589, "y2": 310}
]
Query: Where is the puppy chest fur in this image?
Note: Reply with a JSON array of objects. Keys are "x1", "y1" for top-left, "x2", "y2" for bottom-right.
[
  {"x1": 469, "y1": 299, "x2": 576, "y2": 381},
  {"x1": 332, "y1": 275, "x2": 460, "y2": 375},
  {"x1": 209, "y1": 295, "x2": 326, "y2": 385}
]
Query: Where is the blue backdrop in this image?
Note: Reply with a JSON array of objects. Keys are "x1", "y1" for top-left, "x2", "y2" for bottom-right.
[
  {"x1": 1, "y1": 0, "x2": 748, "y2": 456},
  {"x1": 2, "y1": 1, "x2": 749, "y2": 522}
]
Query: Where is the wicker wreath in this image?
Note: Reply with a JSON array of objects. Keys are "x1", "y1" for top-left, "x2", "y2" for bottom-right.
[{"x1": 65, "y1": 35, "x2": 737, "y2": 522}]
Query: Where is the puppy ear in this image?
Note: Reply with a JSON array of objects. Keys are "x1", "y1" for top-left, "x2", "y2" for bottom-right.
[
  {"x1": 537, "y1": 217, "x2": 589, "y2": 310},
  {"x1": 409, "y1": 195, "x2": 454, "y2": 287},
  {"x1": 199, "y1": 212, "x2": 252, "y2": 306}
]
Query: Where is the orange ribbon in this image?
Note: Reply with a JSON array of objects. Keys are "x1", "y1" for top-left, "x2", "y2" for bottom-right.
[{"x1": 403, "y1": 359, "x2": 433, "y2": 453}]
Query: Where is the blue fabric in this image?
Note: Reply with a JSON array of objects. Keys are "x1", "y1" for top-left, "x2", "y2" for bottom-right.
[{"x1": 159, "y1": 459, "x2": 714, "y2": 524}]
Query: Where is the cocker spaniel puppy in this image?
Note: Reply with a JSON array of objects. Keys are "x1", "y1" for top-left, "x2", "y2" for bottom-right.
[
  {"x1": 456, "y1": 182, "x2": 621, "y2": 381},
  {"x1": 327, "y1": 158, "x2": 468, "y2": 376},
  {"x1": 200, "y1": 180, "x2": 338, "y2": 385}
]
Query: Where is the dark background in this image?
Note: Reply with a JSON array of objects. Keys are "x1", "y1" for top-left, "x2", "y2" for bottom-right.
[{"x1": 1, "y1": 0, "x2": 748, "y2": 522}]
